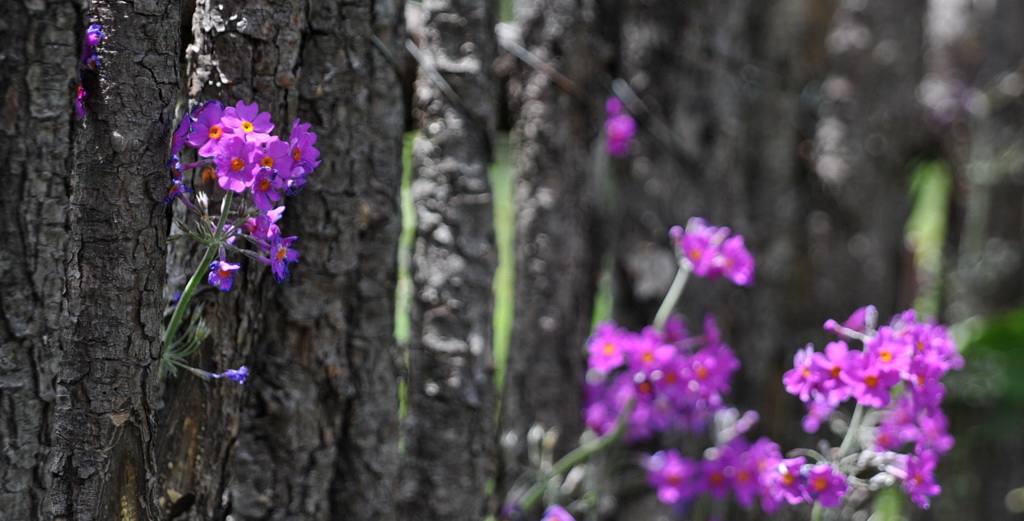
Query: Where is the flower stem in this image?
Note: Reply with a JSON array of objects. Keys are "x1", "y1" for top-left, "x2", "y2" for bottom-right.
[
  {"x1": 162, "y1": 192, "x2": 234, "y2": 349},
  {"x1": 514, "y1": 399, "x2": 635, "y2": 513},
  {"x1": 163, "y1": 245, "x2": 217, "y2": 348},
  {"x1": 838, "y1": 402, "x2": 864, "y2": 458},
  {"x1": 811, "y1": 501, "x2": 824, "y2": 521},
  {"x1": 653, "y1": 261, "x2": 691, "y2": 330}
]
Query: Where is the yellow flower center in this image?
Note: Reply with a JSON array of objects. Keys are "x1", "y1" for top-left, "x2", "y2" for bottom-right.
[{"x1": 242, "y1": 121, "x2": 254, "y2": 132}]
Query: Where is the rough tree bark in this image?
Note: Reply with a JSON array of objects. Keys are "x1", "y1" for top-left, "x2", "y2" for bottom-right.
[
  {"x1": 154, "y1": 0, "x2": 406, "y2": 520},
  {"x1": 498, "y1": 0, "x2": 607, "y2": 506},
  {"x1": 0, "y1": 1, "x2": 76, "y2": 518},
  {"x1": 401, "y1": 0, "x2": 499, "y2": 519},
  {"x1": 50, "y1": 1, "x2": 181, "y2": 519}
]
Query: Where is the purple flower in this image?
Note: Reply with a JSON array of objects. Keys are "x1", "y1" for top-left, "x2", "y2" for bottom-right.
[
  {"x1": 223, "y1": 100, "x2": 274, "y2": 142},
  {"x1": 267, "y1": 236, "x2": 299, "y2": 282},
  {"x1": 163, "y1": 182, "x2": 193, "y2": 206},
  {"x1": 187, "y1": 100, "x2": 226, "y2": 157},
  {"x1": 208, "y1": 259, "x2": 241, "y2": 292},
  {"x1": 251, "y1": 166, "x2": 284, "y2": 211},
  {"x1": 214, "y1": 136, "x2": 258, "y2": 193},
  {"x1": 901, "y1": 449, "x2": 942, "y2": 509},
  {"x1": 646, "y1": 449, "x2": 701, "y2": 505},
  {"x1": 841, "y1": 350, "x2": 901, "y2": 408},
  {"x1": 85, "y1": 24, "x2": 105, "y2": 46},
  {"x1": 670, "y1": 218, "x2": 755, "y2": 286},
  {"x1": 605, "y1": 97, "x2": 636, "y2": 157},
  {"x1": 212, "y1": 365, "x2": 249, "y2": 385},
  {"x1": 805, "y1": 464, "x2": 848, "y2": 507},
  {"x1": 540, "y1": 505, "x2": 576, "y2": 521},
  {"x1": 811, "y1": 340, "x2": 853, "y2": 405},
  {"x1": 255, "y1": 136, "x2": 295, "y2": 174},
  {"x1": 75, "y1": 85, "x2": 87, "y2": 118},
  {"x1": 770, "y1": 457, "x2": 807, "y2": 505},
  {"x1": 243, "y1": 206, "x2": 285, "y2": 244},
  {"x1": 783, "y1": 344, "x2": 819, "y2": 403},
  {"x1": 81, "y1": 24, "x2": 105, "y2": 69},
  {"x1": 587, "y1": 322, "x2": 630, "y2": 374}
]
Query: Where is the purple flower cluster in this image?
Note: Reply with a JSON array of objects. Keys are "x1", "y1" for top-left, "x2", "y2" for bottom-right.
[
  {"x1": 584, "y1": 315, "x2": 740, "y2": 442},
  {"x1": 784, "y1": 306, "x2": 963, "y2": 508},
  {"x1": 168, "y1": 100, "x2": 320, "y2": 288},
  {"x1": 646, "y1": 440, "x2": 849, "y2": 512},
  {"x1": 75, "y1": 24, "x2": 105, "y2": 117},
  {"x1": 670, "y1": 218, "x2": 754, "y2": 286},
  {"x1": 605, "y1": 98, "x2": 636, "y2": 157}
]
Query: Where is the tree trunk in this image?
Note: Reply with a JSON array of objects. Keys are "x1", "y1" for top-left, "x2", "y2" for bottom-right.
[
  {"x1": 49, "y1": 1, "x2": 181, "y2": 519},
  {"x1": 401, "y1": 1, "x2": 499, "y2": 519},
  {"x1": 0, "y1": 1, "x2": 77, "y2": 518},
  {"x1": 498, "y1": 0, "x2": 608, "y2": 508}
]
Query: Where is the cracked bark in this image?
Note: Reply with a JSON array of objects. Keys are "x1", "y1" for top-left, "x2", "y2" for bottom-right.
[
  {"x1": 0, "y1": 1, "x2": 76, "y2": 519},
  {"x1": 400, "y1": 1, "x2": 498, "y2": 519},
  {"x1": 47, "y1": 1, "x2": 181, "y2": 519}
]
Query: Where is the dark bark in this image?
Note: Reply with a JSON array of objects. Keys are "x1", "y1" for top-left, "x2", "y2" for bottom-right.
[
  {"x1": 401, "y1": 0, "x2": 498, "y2": 519},
  {"x1": 498, "y1": 0, "x2": 607, "y2": 505},
  {"x1": 49, "y1": 1, "x2": 181, "y2": 519},
  {"x1": 0, "y1": 1, "x2": 76, "y2": 518}
]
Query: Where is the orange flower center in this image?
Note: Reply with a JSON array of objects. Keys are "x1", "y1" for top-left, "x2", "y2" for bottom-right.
[
  {"x1": 209, "y1": 125, "x2": 222, "y2": 139},
  {"x1": 864, "y1": 374, "x2": 878, "y2": 387},
  {"x1": 292, "y1": 147, "x2": 302, "y2": 161},
  {"x1": 880, "y1": 350, "x2": 893, "y2": 363},
  {"x1": 812, "y1": 476, "x2": 828, "y2": 491},
  {"x1": 603, "y1": 343, "x2": 615, "y2": 355},
  {"x1": 829, "y1": 366, "x2": 841, "y2": 379},
  {"x1": 259, "y1": 179, "x2": 271, "y2": 191},
  {"x1": 276, "y1": 247, "x2": 288, "y2": 261},
  {"x1": 261, "y1": 156, "x2": 275, "y2": 167},
  {"x1": 230, "y1": 158, "x2": 245, "y2": 171}
]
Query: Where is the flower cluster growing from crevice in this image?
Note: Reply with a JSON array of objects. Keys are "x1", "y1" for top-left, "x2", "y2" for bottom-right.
[
  {"x1": 160, "y1": 99, "x2": 320, "y2": 382},
  {"x1": 75, "y1": 24, "x2": 105, "y2": 117},
  {"x1": 167, "y1": 99, "x2": 319, "y2": 288}
]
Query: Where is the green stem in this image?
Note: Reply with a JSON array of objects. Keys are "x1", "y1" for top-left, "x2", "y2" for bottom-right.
[
  {"x1": 811, "y1": 501, "x2": 824, "y2": 521},
  {"x1": 653, "y1": 261, "x2": 691, "y2": 330},
  {"x1": 515, "y1": 399, "x2": 635, "y2": 513},
  {"x1": 838, "y1": 402, "x2": 864, "y2": 458},
  {"x1": 163, "y1": 245, "x2": 217, "y2": 348},
  {"x1": 162, "y1": 192, "x2": 234, "y2": 349}
]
